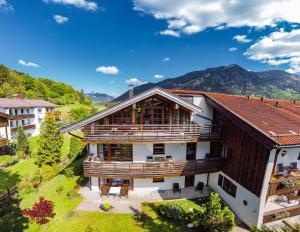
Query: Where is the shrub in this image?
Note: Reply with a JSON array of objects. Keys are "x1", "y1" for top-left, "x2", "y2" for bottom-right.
[
  {"x1": 67, "y1": 189, "x2": 79, "y2": 199},
  {"x1": 40, "y1": 165, "x2": 54, "y2": 181},
  {"x1": 0, "y1": 155, "x2": 18, "y2": 167},
  {"x1": 68, "y1": 137, "x2": 84, "y2": 160},
  {"x1": 192, "y1": 193, "x2": 235, "y2": 232},
  {"x1": 18, "y1": 178, "x2": 35, "y2": 198},
  {"x1": 16, "y1": 150, "x2": 25, "y2": 160},
  {"x1": 23, "y1": 197, "x2": 55, "y2": 225},
  {"x1": 158, "y1": 203, "x2": 186, "y2": 221},
  {"x1": 16, "y1": 127, "x2": 30, "y2": 156},
  {"x1": 85, "y1": 225, "x2": 101, "y2": 232},
  {"x1": 101, "y1": 203, "x2": 112, "y2": 210},
  {"x1": 64, "y1": 167, "x2": 74, "y2": 178},
  {"x1": 56, "y1": 185, "x2": 64, "y2": 194}
]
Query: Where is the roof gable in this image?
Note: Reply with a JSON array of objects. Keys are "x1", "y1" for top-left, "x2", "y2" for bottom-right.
[{"x1": 61, "y1": 87, "x2": 202, "y2": 133}]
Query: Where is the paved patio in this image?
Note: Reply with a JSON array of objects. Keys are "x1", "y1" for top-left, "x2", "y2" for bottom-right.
[{"x1": 76, "y1": 185, "x2": 209, "y2": 213}]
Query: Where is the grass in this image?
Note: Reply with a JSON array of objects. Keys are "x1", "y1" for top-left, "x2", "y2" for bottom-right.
[
  {"x1": 0, "y1": 158, "x2": 38, "y2": 192},
  {"x1": 0, "y1": 155, "x2": 18, "y2": 166},
  {"x1": 0, "y1": 135, "x2": 71, "y2": 192},
  {"x1": 57, "y1": 103, "x2": 106, "y2": 113}
]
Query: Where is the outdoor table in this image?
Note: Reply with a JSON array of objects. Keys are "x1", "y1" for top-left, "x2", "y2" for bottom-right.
[{"x1": 109, "y1": 187, "x2": 121, "y2": 198}]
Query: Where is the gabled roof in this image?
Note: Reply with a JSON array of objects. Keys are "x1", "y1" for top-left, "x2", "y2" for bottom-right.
[
  {"x1": 0, "y1": 98, "x2": 56, "y2": 108},
  {"x1": 169, "y1": 89, "x2": 300, "y2": 147},
  {"x1": 61, "y1": 87, "x2": 202, "y2": 133}
]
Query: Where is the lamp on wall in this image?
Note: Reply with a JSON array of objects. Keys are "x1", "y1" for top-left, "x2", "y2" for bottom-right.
[
  {"x1": 243, "y1": 200, "x2": 248, "y2": 206},
  {"x1": 281, "y1": 150, "x2": 287, "y2": 157}
]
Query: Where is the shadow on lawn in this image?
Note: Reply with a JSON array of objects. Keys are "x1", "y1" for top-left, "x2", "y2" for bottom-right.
[
  {"x1": 134, "y1": 203, "x2": 191, "y2": 232},
  {"x1": 0, "y1": 171, "x2": 29, "y2": 232},
  {"x1": 0, "y1": 169, "x2": 21, "y2": 191}
]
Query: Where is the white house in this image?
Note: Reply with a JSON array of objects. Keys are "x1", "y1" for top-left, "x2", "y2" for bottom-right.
[
  {"x1": 0, "y1": 98, "x2": 56, "y2": 140},
  {"x1": 61, "y1": 87, "x2": 300, "y2": 228}
]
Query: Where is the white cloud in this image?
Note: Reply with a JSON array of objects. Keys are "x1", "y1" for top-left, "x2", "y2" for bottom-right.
[
  {"x1": 53, "y1": 15, "x2": 69, "y2": 24},
  {"x1": 0, "y1": 0, "x2": 13, "y2": 11},
  {"x1": 125, "y1": 78, "x2": 147, "y2": 87},
  {"x1": 244, "y1": 29, "x2": 300, "y2": 73},
  {"x1": 160, "y1": 29, "x2": 180, "y2": 37},
  {"x1": 162, "y1": 57, "x2": 170, "y2": 62},
  {"x1": 233, "y1": 35, "x2": 252, "y2": 43},
  {"x1": 18, "y1": 59, "x2": 39, "y2": 68},
  {"x1": 228, "y1": 47, "x2": 238, "y2": 52},
  {"x1": 133, "y1": 0, "x2": 300, "y2": 36},
  {"x1": 154, "y1": 74, "x2": 164, "y2": 79},
  {"x1": 44, "y1": 0, "x2": 98, "y2": 11},
  {"x1": 96, "y1": 66, "x2": 119, "y2": 75}
]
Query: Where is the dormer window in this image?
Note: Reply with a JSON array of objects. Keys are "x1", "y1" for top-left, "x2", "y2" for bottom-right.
[{"x1": 298, "y1": 153, "x2": 300, "y2": 160}]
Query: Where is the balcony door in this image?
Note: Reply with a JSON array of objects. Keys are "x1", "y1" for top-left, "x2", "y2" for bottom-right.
[
  {"x1": 185, "y1": 175, "x2": 195, "y2": 187},
  {"x1": 103, "y1": 144, "x2": 133, "y2": 161},
  {"x1": 186, "y1": 143, "x2": 196, "y2": 160}
]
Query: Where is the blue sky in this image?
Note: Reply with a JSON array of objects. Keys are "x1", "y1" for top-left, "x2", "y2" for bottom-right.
[{"x1": 0, "y1": 0, "x2": 300, "y2": 97}]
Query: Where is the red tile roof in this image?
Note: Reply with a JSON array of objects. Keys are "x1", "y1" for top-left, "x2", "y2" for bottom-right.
[
  {"x1": 0, "y1": 98, "x2": 56, "y2": 108},
  {"x1": 169, "y1": 89, "x2": 300, "y2": 146}
]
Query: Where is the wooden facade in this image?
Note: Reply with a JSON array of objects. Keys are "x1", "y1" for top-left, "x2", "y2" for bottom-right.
[
  {"x1": 83, "y1": 157, "x2": 223, "y2": 178},
  {"x1": 11, "y1": 124, "x2": 36, "y2": 133},
  {"x1": 263, "y1": 204, "x2": 300, "y2": 223}
]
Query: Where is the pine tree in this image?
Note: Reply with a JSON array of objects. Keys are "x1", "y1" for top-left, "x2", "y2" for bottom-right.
[
  {"x1": 36, "y1": 117, "x2": 63, "y2": 166},
  {"x1": 16, "y1": 127, "x2": 30, "y2": 156}
]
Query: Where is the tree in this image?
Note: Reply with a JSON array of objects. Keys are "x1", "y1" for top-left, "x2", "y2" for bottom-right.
[
  {"x1": 68, "y1": 107, "x2": 90, "y2": 122},
  {"x1": 193, "y1": 193, "x2": 235, "y2": 232},
  {"x1": 68, "y1": 137, "x2": 84, "y2": 160},
  {"x1": 23, "y1": 197, "x2": 55, "y2": 225},
  {"x1": 16, "y1": 127, "x2": 30, "y2": 157},
  {"x1": 36, "y1": 117, "x2": 63, "y2": 166}
]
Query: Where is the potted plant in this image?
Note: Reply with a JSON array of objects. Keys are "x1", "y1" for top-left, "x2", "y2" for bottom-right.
[{"x1": 100, "y1": 203, "x2": 113, "y2": 212}]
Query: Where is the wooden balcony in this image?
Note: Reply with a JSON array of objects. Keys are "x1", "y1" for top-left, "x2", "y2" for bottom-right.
[
  {"x1": 11, "y1": 124, "x2": 36, "y2": 133},
  {"x1": 13, "y1": 114, "x2": 35, "y2": 120},
  {"x1": 83, "y1": 157, "x2": 223, "y2": 178},
  {"x1": 268, "y1": 179, "x2": 300, "y2": 196},
  {"x1": 263, "y1": 204, "x2": 300, "y2": 224},
  {"x1": 82, "y1": 124, "x2": 223, "y2": 144},
  {"x1": 0, "y1": 138, "x2": 8, "y2": 147}
]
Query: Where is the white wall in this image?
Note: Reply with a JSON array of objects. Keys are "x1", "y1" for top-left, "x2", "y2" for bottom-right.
[
  {"x1": 134, "y1": 176, "x2": 185, "y2": 194},
  {"x1": 192, "y1": 95, "x2": 213, "y2": 125},
  {"x1": 90, "y1": 177, "x2": 99, "y2": 191},
  {"x1": 133, "y1": 143, "x2": 187, "y2": 162},
  {"x1": 209, "y1": 171, "x2": 262, "y2": 227},
  {"x1": 196, "y1": 142, "x2": 210, "y2": 159},
  {"x1": 275, "y1": 148, "x2": 300, "y2": 171},
  {"x1": 195, "y1": 173, "x2": 208, "y2": 185},
  {"x1": 89, "y1": 143, "x2": 97, "y2": 156}
]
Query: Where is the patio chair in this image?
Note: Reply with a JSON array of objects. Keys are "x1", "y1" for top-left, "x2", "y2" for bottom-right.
[
  {"x1": 290, "y1": 162, "x2": 298, "y2": 171},
  {"x1": 277, "y1": 163, "x2": 285, "y2": 175},
  {"x1": 100, "y1": 185, "x2": 110, "y2": 198},
  {"x1": 120, "y1": 185, "x2": 129, "y2": 198},
  {"x1": 195, "y1": 181, "x2": 204, "y2": 193},
  {"x1": 173, "y1": 183, "x2": 181, "y2": 195}
]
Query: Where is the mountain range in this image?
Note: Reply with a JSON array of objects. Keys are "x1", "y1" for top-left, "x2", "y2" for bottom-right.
[
  {"x1": 86, "y1": 92, "x2": 115, "y2": 103},
  {"x1": 115, "y1": 64, "x2": 300, "y2": 101}
]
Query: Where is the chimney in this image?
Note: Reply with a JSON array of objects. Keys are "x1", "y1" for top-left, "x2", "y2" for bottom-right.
[
  {"x1": 260, "y1": 97, "x2": 264, "y2": 102},
  {"x1": 293, "y1": 100, "x2": 296, "y2": 104},
  {"x1": 128, "y1": 84, "x2": 134, "y2": 99},
  {"x1": 275, "y1": 101, "x2": 280, "y2": 107},
  {"x1": 247, "y1": 95, "x2": 250, "y2": 100}
]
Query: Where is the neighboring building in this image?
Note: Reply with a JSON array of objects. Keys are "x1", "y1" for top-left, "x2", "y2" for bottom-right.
[
  {"x1": 0, "y1": 98, "x2": 56, "y2": 140},
  {"x1": 61, "y1": 87, "x2": 300, "y2": 228}
]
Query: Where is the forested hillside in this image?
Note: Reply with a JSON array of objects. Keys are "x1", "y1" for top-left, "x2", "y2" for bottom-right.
[{"x1": 0, "y1": 64, "x2": 90, "y2": 105}]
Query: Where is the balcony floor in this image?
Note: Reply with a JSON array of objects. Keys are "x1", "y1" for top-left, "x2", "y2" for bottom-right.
[{"x1": 76, "y1": 184, "x2": 209, "y2": 214}]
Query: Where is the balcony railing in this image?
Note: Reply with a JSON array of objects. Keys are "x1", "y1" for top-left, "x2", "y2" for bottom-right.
[
  {"x1": 0, "y1": 138, "x2": 8, "y2": 147},
  {"x1": 263, "y1": 204, "x2": 300, "y2": 224},
  {"x1": 83, "y1": 156, "x2": 223, "y2": 178},
  {"x1": 82, "y1": 124, "x2": 223, "y2": 143},
  {"x1": 11, "y1": 124, "x2": 36, "y2": 133},
  {"x1": 13, "y1": 114, "x2": 35, "y2": 120}
]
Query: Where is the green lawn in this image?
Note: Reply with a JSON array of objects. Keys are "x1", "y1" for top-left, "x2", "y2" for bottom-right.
[
  {"x1": 57, "y1": 103, "x2": 106, "y2": 113},
  {"x1": 0, "y1": 135, "x2": 71, "y2": 192},
  {"x1": 0, "y1": 158, "x2": 38, "y2": 192}
]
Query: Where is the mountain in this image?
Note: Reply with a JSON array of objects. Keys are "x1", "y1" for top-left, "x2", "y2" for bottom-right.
[
  {"x1": 0, "y1": 64, "x2": 90, "y2": 105},
  {"x1": 86, "y1": 92, "x2": 115, "y2": 103},
  {"x1": 115, "y1": 64, "x2": 300, "y2": 101}
]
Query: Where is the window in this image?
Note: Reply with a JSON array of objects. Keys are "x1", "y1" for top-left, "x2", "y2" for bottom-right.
[
  {"x1": 22, "y1": 120, "x2": 25, "y2": 126},
  {"x1": 153, "y1": 178, "x2": 164, "y2": 183},
  {"x1": 218, "y1": 174, "x2": 237, "y2": 198},
  {"x1": 103, "y1": 144, "x2": 133, "y2": 161},
  {"x1": 298, "y1": 153, "x2": 300, "y2": 160},
  {"x1": 21, "y1": 109, "x2": 24, "y2": 114},
  {"x1": 186, "y1": 143, "x2": 197, "y2": 160},
  {"x1": 38, "y1": 109, "x2": 42, "y2": 113},
  {"x1": 26, "y1": 109, "x2": 30, "y2": 114},
  {"x1": 15, "y1": 109, "x2": 18, "y2": 115},
  {"x1": 9, "y1": 109, "x2": 12, "y2": 115},
  {"x1": 153, "y1": 144, "x2": 165, "y2": 155}
]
